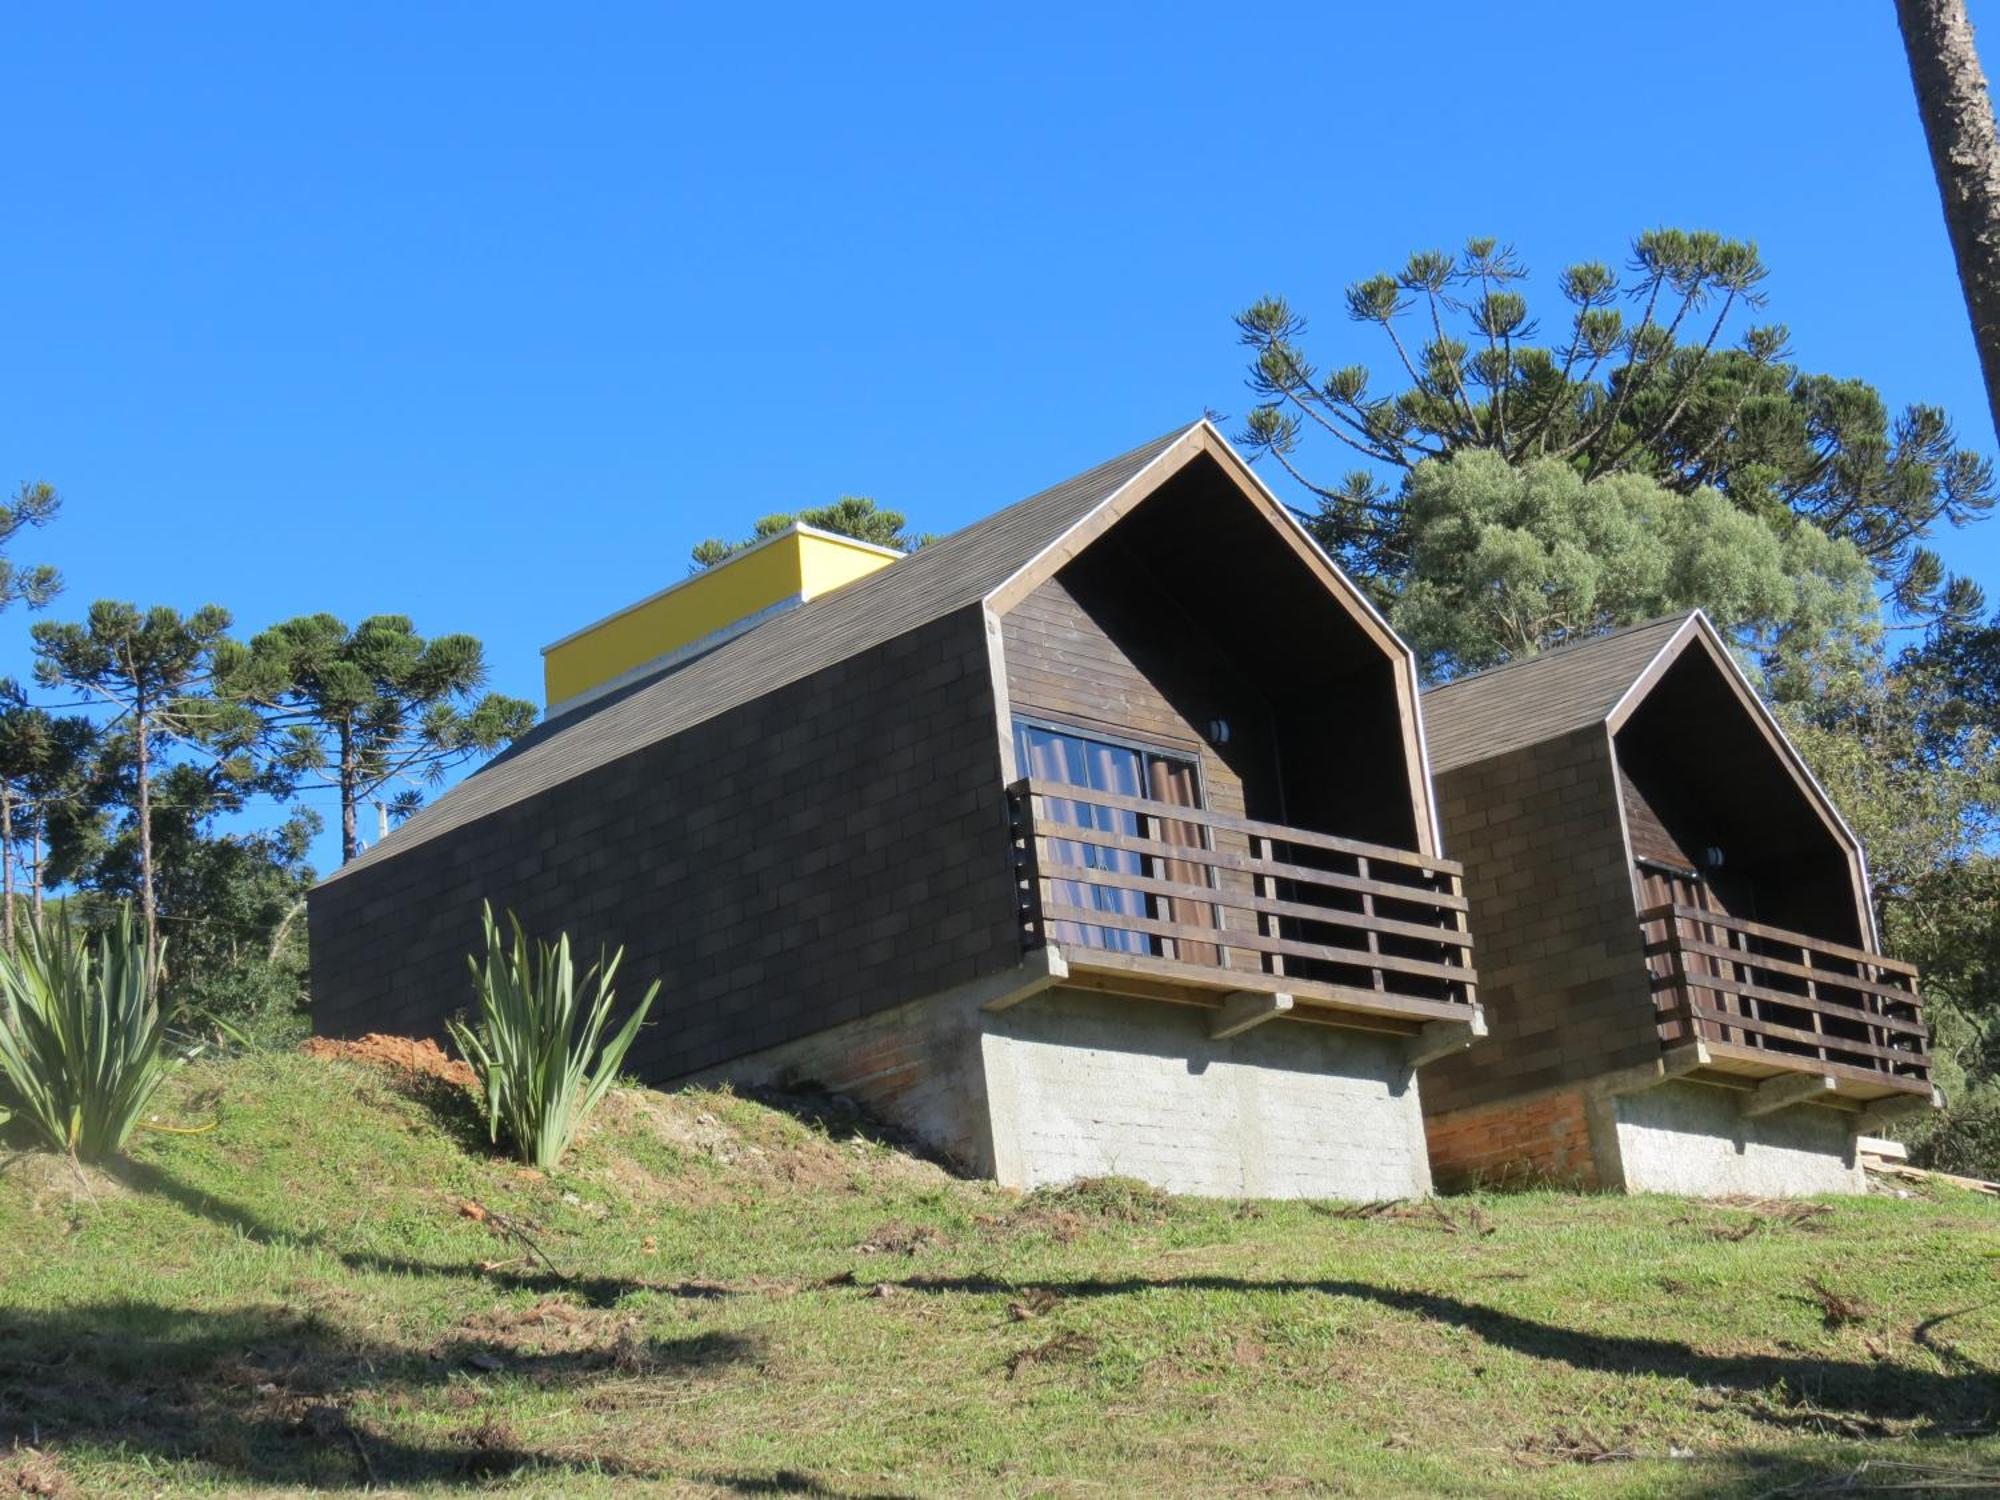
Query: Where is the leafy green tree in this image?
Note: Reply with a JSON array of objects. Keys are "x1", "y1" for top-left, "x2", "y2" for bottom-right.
[
  {"x1": 0, "y1": 481, "x2": 63, "y2": 611},
  {"x1": 0, "y1": 691, "x2": 98, "y2": 951},
  {"x1": 691, "y1": 496, "x2": 929, "y2": 570},
  {"x1": 1234, "y1": 232, "x2": 1993, "y2": 622},
  {"x1": 29, "y1": 603, "x2": 250, "y2": 963},
  {"x1": 230, "y1": 615, "x2": 536, "y2": 863},
  {"x1": 1389, "y1": 452, "x2": 1878, "y2": 680},
  {"x1": 1780, "y1": 617, "x2": 2000, "y2": 1173},
  {"x1": 40, "y1": 747, "x2": 317, "y2": 1030}
]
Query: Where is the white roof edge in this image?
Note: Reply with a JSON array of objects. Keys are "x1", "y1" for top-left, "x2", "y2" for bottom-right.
[
  {"x1": 539, "y1": 519, "x2": 904, "y2": 656},
  {"x1": 977, "y1": 421, "x2": 1207, "y2": 615},
  {"x1": 1601, "y1": 612, "x2": 1706, "y2": 729},
  {"x1": 980, "y1": 419, "x2": 1445, "y2": 857}
]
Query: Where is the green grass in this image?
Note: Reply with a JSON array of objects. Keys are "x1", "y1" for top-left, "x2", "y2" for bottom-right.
[{"x1": 1, "y1": 1050, "x2": 1996, "y2": 1497}]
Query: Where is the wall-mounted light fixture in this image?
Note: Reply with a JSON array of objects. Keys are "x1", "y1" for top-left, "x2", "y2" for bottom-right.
[
  {"x1": 1701, "y1": 845, "x2": 1726, "y2": 871},
  {"x1": 1206, "y1": 717, "x2": 1231, "y2": 745}
]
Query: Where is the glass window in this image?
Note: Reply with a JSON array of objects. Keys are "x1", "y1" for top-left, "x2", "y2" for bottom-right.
[{"x1": 1014, "y1": 720, "x2": 1209, "y2": 956}]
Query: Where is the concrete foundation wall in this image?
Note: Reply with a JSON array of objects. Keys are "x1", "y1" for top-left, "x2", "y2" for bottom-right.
[
  {"x1": 1607, "y1": 1080, "x2": 1864, "y2": 1196},
  {"x1": 980, "y1": 988, "x2": 1432, "y2": 1200}
]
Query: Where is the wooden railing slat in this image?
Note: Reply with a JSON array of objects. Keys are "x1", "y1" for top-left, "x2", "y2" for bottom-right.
[
  {"x1": 1019, "y1": 778, "x2": 1462, "y2": 878},
  {"x1": 1641, "y1": 937, "x2": 1925, "y2": 1013},
  {"x1": 1033, "y1": 828, "x2": 1470, "y2": 911},
  {"x1": 1670, "y1": 967, "x2": 1929, "y2": 1038},
  {"x1": 1011, "y1": 783, "x2": 1479, "y2": 1025},
  {"x1": 1039, "y1": 900, "x2": 1473, "y2": 984},
  {"x1": 1632, "y1": 888, "x2": 1929, "y2": 1086},
  {"x1": 1683, "y1": 1000, "x2": 1931, "y2": 1067},
  {"x1": 1636, "y1": 903, "x2": 1919, "y2": 976},
  {"x1": 1032, "y1": 856, "x2": 1475, "y2": 949},
  {"x1": 1648, "y1": 964, "x2": 1928, "y2": 1039}
]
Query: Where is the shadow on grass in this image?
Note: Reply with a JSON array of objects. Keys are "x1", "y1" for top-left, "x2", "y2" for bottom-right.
[
  {"x1": 103, "y1": 1153, "x2": 717, "y2": 1309},
  {"x1": 881, "y1": 1273, "x2": 1999, "y2": 1432},
  {"x1": 697, "y1": 1470, "x2": 915, "y2": 1498},
  {"x1": 0, "y1": 1298, "x2": 755, "y2": 1489},
  {"x1": 731, "y1": 1080, "x2": 973, "y2": 1177},
  {"x1": 359, "y1": 1062, "x2": 492, "y2": 1157}
]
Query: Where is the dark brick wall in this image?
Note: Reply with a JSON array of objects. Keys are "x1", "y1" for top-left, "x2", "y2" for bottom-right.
[
  {"x1": 1419, "y1": 726, "x2": 1658, "y2": 1118},
  {"x1": 308, "y1": 605, "x2": 1020, "y2": 1082}
]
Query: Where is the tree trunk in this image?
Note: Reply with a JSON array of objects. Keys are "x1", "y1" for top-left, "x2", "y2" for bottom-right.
[
  {"x1": 29, "y1": 818, "x2": 42, "y2": 933},
  {"x1": 339, "y1": 721, "x2": 359, "y2": 863},
  {"x1": 135, "y1": 693, "x2": 158, "y2": 967},
  {"x1": 1, "y1": 783, "x2": 15, "y2": 957},
  {"x1": 1898, "y1": 0, "x2": 2000, "y2": 444}
]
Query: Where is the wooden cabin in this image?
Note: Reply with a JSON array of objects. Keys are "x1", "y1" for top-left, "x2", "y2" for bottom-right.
[
  {"x1": 311, "y1": 422, "x2": 1482, "y2": 1199},
  {"x1": 1418, "y1": 613, "x2": 1935, "y2": 1195}
]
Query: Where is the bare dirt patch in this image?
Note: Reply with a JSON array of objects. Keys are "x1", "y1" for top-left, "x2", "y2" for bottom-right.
[
  {"x1": 593, "y1": 1088, "x2": 952, "y2": 1204},
  {"x1": 302, "y1": 1033, "x2": 477, "y2": 1089},
  {"x1": 0, "y1": 1151, "x2": 129, "y2": 1212},
  {"x1": 0, "y1": 1445, "x2": 73, "y2": 1499},
  {"x1": 855, "y1": 1220, "x2": 949, "y2": 1256}
]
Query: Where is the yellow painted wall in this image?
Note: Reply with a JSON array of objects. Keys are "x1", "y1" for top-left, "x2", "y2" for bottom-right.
[{"x1": 542, "y1": 527, "x2": 898, "y2": 710}]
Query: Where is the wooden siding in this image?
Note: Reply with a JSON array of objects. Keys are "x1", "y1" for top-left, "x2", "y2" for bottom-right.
[
  {"x1": 1621, "y1": 768, "x2": 1694, "y2": 869},
  {"x1": 1419, "y1": 727, "x2": 1661, "y2": 1117},
  {"x1": 310, "y1": 605, "x2": 1020, "y2": 1082},
  {"x1": 1001, "y1": 557, "x2": 1276, "y2": 965}
]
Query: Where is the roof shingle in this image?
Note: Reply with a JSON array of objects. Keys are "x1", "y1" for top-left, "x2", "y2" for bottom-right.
[
  {"x1": 325, "y1": 423, "x2": 1201, "y2": 883},
  {"x1": 1420, "y1": 614, "x2": 1695, "y2": 774}
]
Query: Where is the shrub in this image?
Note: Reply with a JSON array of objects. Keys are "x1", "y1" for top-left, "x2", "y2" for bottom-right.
[
  {"x1": 1906, "y1": 1092, "x2": 2000, "y2": 1180},
  {"x1": 448, "y1": 903, "x2": 658, "y2": 1171},
  {"x1": 0, "y1": 905, "x2": 177, "y2": 1161}
]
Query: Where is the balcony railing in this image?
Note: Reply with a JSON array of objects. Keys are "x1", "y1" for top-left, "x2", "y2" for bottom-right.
[
  {"x1": 1639, "y1": 902, "x2": 1931, "y2": 1095},
  {"x1": 1008, "y1": 777, "x2": 1478, "y2": 1029}
]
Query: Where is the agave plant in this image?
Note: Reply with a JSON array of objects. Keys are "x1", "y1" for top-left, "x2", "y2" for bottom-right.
[
  {"x1": 449, "y1": 903, "x2": 658, "y2": 1171},
  {"x1": 0, "y1": 905, "x2": 177, "y2": 1162}
]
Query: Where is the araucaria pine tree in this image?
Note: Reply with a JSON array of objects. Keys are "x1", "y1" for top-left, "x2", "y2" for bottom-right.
[
  {"x1": 229, "y1": 615, "x2": 536, "y2": 863},
  {"x1": 30, "y1": 603, "x2": 246, "y2": 965}
]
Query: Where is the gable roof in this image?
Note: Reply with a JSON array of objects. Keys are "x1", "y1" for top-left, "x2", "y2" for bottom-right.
[
  {"x1": 326, "y1": 422, "x2": 1208, "y2": 883},
  {"x1": 1420, "y1": 615, "x2": 1696, "y2": 775},
  {"x1": 1422, "y1": 610, "x2": 1877, "y2": 942}
]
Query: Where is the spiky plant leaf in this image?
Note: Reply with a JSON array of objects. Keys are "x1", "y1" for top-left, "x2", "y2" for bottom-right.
[
  {"x1": 448, "y1": 903, "x2": 659, "y2": 1171},
  {"x1": 0, "y1": 905, "x2": 177, "y2": 1161}
]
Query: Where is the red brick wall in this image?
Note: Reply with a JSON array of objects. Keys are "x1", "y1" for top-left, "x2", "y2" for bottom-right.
[{"x1": 1424, "y1": 1088, "x2": 1600, "y2": 1190}]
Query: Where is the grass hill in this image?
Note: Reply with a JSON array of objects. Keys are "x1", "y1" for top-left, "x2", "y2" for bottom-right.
[{"x1": 0, "y1": 1047, "x2": 1996, "y2": 1498}]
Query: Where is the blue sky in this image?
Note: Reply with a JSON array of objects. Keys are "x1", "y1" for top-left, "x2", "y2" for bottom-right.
[{"x1": 5, "y1": 2, "x2": 1997, "y2": 872}]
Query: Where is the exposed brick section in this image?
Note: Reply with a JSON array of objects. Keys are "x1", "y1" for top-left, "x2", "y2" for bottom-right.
[
  {"x1": 1424, "y1": 1089, "x2": 1599, "y2": 1190},
  {"x1": 1419, "y1": 725, "x2": 1657, "y2": 1119},
  {"x1": 308, "y1": 605, "x2": 1019, "y2": 1083},
  {"x1": 678, "y1": 986, "x2": 996, "y2": 1173}
]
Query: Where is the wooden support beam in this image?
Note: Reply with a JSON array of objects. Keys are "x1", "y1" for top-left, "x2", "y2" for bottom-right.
[
  {"x1": 978, "y1": 943, "x2": 1070, "y2": 1013},
  {"x1": 1590, "y1": 1041, "x2": 1710, "y2": 1099},
  {"x1": 1210, "y1": 989, "x2": 1292, "y2": 1039},
  {"x1": 1741, "y1": 1072, "x2": 1838, "y2": 1118},
  {"x1": 1852, "y1": 1086, "x2": 1943, "y2": 1136},
  {"x1": 1403, "y1": 1010, "x2": 1488, "y2": 1069}
]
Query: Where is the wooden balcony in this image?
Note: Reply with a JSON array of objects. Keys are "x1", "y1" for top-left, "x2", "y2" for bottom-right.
[
  {"x1": 1640, "y1": 903, "x2": 1932, "y2": 1101},
  {"x1": 1007, "y1": 778, "x2": 1479, "y2": 1040}
]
